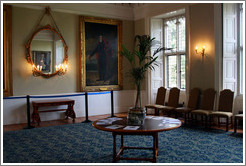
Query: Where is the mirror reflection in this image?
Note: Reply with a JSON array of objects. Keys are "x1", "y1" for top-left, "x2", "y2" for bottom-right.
[{"x1": 30, "y1": 29, "x2": 65, "y2": 74}]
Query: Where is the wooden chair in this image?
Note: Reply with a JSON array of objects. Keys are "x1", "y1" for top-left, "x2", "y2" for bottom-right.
[
  {"x1": 175, "y1": 88, "x2": 200, "y2": 124},
  {"x1": 234, "y1": 114, "x2": 243, "y2": 133},
  {"x1": 191, "y1": 88, "x2": 216, "y2": 127},
  {"x1": 158, "y1": 87, "x2": 180, "y2": 117},
  {"x1": 209, "y1": 89, "x2": 234, "y2": 131},
  {"x1": 145, "y1": 87, "x2": 166, "y2": 115}
]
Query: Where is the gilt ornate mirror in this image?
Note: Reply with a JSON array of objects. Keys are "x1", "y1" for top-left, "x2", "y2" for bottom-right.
[{"x1": 25, "y1": 7, "x2": 68, "y2": 78}]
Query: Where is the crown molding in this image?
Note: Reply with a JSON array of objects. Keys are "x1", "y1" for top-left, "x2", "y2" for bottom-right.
[
  {"x1": 10, "y1": 3, "x2": 135, "y2": 20},
  {"x1": 9, "y1": 3, "x2": 195, "y2": 21}
]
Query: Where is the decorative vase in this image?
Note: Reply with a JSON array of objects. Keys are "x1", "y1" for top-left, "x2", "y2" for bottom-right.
[{"x1": 127, "y1": 107, "x2": 146, "y2": 125}]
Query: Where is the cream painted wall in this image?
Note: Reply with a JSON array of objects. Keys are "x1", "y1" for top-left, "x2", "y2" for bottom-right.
[
  {"x1": 134, "y1": 19, "x2": 146, "y2": 36},
  {"x1": 189, "y1": 4, "x2": 215, "y2": 90},
  {"x1": 11, "y1": 6, "x2": 135, "y2": 96},
  {"x1": 134, "y1": 3, "x2": 216, "y2": 91},
  {"x1": 122, "y1": 20, "x2": 135, "y2": 90}
]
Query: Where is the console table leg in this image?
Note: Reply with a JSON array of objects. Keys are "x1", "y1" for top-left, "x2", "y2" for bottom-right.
[
  {"x1": 66, "y1": 103, "x2": 76, "y2": 121},
  {"x1": 31, "y1": 106, "x2": 41, "y2": 126}
]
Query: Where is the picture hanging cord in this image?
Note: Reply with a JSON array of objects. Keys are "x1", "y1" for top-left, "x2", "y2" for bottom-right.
[{"x1": 33, "y1": 7, "x2": 62, "y2": 37}]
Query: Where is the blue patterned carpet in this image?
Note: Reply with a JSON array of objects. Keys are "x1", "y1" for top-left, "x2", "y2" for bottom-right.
[{"x1": 3, "y1": 122, "x2": 243, "y2": 163}]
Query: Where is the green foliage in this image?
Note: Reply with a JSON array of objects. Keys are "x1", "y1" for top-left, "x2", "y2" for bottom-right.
[
  {"x1": 120, "y1": 35, "x2": 170, "y2": 108},
  {"x1": 121, "y1": 35, "x2": 170, "y2": 84}
]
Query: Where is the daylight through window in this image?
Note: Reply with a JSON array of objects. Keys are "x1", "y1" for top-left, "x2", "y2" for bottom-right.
[{"x1": 164, "y1": 16, "x2": 186, "y2": 89}]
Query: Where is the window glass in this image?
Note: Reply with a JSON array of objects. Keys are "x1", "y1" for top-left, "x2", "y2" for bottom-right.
[
  {"x1": 178, "y1": 17, "x2": 186, "y2": 52},
  {"x1": 165, "y1": 19, "x2": 177, "y2": 52},
  {"x1": 167, "y1": 55, "x2": 177, "y2": 88},
  {"x1": 164, "y1": 15, "x2": 186, "y2": 89},
  {"x1": 180, "y1": 54, "x2": 186, "y2": 89}
]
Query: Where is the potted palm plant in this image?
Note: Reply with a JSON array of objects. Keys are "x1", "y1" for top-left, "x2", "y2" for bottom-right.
[{"x1": 121, "y1": 35, "x2": 169, "y2": 125}]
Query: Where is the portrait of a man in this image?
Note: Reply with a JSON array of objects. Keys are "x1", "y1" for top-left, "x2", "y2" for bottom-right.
[
  {"x1": 80, "y1": 16, "x2": 122, "y2": 91},
  {"x1": 32, "y1": 51, "x2": 51, "y2": 73},
  {"x1": 85, "y1": 22, "x2": 119, "y2": 86}
]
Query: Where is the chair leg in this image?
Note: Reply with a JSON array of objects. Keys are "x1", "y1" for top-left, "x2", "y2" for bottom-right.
[
  {"x1": 184, "y1": 113, "x2": 187, "y2": 124},
  {"x1": 209, "y1": 115, "x2": 212, "y2": 129},
  {"x1": 218, "y1": 117, "x2": 220, "y2": 128},
  {"x1": 201, "y1": 116, "x2": 204, "y2": 126},
  {"x1": 190, "y1": 113, "x2": 193, "y2": 125},
  {"x1": 234, "y1": 117, "x2": 237, "y2": 133},
  {"x1": 205, "y1": 116, "x2": 208, "y2": 128},
  {"x1": 226, "y1": 117, "x2": 229, "y2": 132},
  {"x1": 231, "y1": 117, "x2": 233, "y2": 129},
  {"x1": 175, "y1": 111, "x2": 178, "y2": 119}
]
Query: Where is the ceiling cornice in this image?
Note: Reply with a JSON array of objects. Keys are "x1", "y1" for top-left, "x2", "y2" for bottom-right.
[
  {"x1": 10, "y1": 3, "x2": 135, "y2": 20},
  {"x1": 9, "y1": 3, "x2": 194, "y2": 21}
]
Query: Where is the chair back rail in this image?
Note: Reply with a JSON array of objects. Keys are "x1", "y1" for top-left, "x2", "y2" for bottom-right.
[
  {"x1": 218, "y1": 89, "x2": 234, "y2": 112},
  {"x1": 155, "y1": 87, "x2": 166, "y2": 105},
  {"x1": 167, "y1": 87, "x2": 180, "y2": 107},
  {"x1": 200, "y1": 88, "x2": 216, "y2": 110},
  {"x1": 187, "y1": 88, "x2": 200, "y2": 109}
]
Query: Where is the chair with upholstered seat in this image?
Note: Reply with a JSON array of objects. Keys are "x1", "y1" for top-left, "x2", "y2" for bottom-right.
[
  {"x1": 191, "y1": 88, "x2": 216, "y2": 127},
  {"x1": 175, "y1": 88, "x2": 200, "y2": 124},
  {"x1": 145, "y1": 87, "x2": 166, "y2": 115},
  {"x1": 158, "y1": 87, "x2": 180, "y2": 117},
  {"x1": 234, "y1": 114, "x2": 243, "y2": 133},
  {"x1": 209, "y1": 89, "x2": 234, "y2": 131}
]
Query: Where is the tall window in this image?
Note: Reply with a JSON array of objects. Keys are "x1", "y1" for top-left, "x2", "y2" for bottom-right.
[
  {"x1": 239, "y1": 4, "x2": 243, "y2": 94},
  {"x1": 223, "y1": 3, "x2": 243, "y2": 95},
  {"x1": 164, "y1": 16, "x2": 186, "y2": 89}
]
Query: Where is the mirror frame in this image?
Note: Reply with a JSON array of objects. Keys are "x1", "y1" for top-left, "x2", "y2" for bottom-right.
[{"x1": 26, "y1": 24, "x2": 68, "y2": 78}]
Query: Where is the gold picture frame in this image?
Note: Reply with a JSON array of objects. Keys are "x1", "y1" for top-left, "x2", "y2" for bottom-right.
[
  {"x1": 79, "y1": 16, "x2": 123, "y2": 91},
  {"x1": 3, "y1": 5, "x2": 13, "y2": 97}
]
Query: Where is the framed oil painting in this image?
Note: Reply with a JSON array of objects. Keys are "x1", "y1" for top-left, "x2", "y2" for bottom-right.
[
  {"x1": 79, "y1": 16, "x2": 122, "y2": 91},
  {"x1": 32, "y1": 51, "x2": 52, "y2": 73}
]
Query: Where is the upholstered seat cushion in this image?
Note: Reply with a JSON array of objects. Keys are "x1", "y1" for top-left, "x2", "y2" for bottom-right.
[
  {"x1": 145, "y1": 104, "x2": 164, "y2": 109},
  {"x1": 191, "y1": 109, "x2": 213, "y2": 116},
  {"x1": 158, "y1": 106, "x2": 175, "y2": 111},
  {"x1": 210, "y1": 111, "x2": 233, "y2": 118},
  {"x1": 234, "y1": 114, "x2": 243, "y2": 119},
  {"x1": 176, "y1": 107, "x2": 193, "y2": 113}
]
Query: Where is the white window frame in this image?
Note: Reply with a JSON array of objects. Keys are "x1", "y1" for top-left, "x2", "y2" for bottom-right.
[
  {"x1": 222, "y1": 3, "x2": 244, "y2": 95},
  {"x1": 238, "y1": 3, "x2": 244, "y2": 94},
  {"x1": 163, "y1": 15, "x2": 186, "y2": 89}
]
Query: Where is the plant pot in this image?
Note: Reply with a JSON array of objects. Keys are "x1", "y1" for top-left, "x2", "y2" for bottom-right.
[{"x1": 127, "y1": 107, "x2": 146, "y2": 125}]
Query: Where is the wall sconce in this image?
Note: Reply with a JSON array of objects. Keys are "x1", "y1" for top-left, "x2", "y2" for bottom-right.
[
  {"x1": 55, "y1": 63, "x2": 68, "y2": 76},
  {"x1": 195, "y1": 45, "x2": 205, "y2": 57},
  {"x1": 32, "y1": 64, "x2": 42, "y2": 77},
  {"x1": 31, "y1": 62, "x2": 68, "y2": 77}
]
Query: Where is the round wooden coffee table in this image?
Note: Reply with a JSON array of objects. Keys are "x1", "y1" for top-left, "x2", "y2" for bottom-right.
[{"x1": 92, "y1": 116, "x2": 181, "y2": 163}]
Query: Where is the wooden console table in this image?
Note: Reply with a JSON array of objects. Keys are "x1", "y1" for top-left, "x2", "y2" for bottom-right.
[{"x1": 32, "y1": 99, "x2": 76, "y2": 125}]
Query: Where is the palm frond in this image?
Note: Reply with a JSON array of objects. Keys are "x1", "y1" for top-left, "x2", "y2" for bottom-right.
[
  {"x1": 122, "y1": 35, "x2": 172, "y2": 89},
  {"x1": 120, "y1": 45, "x2": 135, "y2": 65}
]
